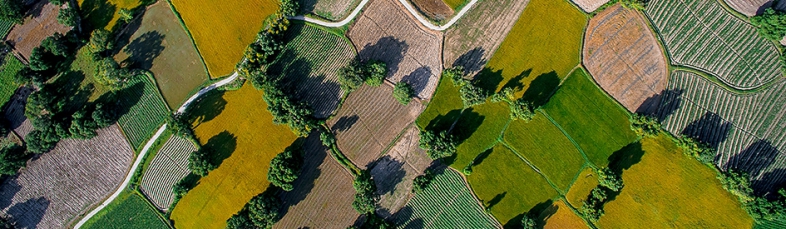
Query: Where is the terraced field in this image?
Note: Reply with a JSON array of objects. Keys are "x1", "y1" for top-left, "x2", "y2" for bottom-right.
[
  {"x1": 645, "y1": 0, "x2": 782, "y2": 89},
  {"x1": 116, "y1": 75, "x2": 170, "y2": 150},
  {"x1": 140, "y1": 135, "x2": 197, "y2": 210}
]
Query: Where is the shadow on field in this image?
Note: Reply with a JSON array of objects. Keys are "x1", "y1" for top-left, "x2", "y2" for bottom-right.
[
  {"x1": 50, "y1": 70, "x2": 93, "y2": 113},
  {"x1": 644, "y1": 89, "x2": 684, "y2": 121},
  {"x1": 332, "y1": 115, "x2": 359, "y2": 132},
  {"x1": 608, "y1": 141, "x2": 644, "y2": 175},
  {"x1": 369, "y1": 155, "x2": 406, "y2": 196},
  {"x1": 504, "y1": 199, "x2": 553, "y2": 229},
  {"x1": 425, "y1": 109, "x2": 462, "y2": 132},
  {"x1": 122, "y1": 31, "x2": 165, "y2": 70},
  {"x1": 357, "y1": 36, "x2": 409, "y2": 78},
  {"x1": 681, "y1": 112, "x2": 731, "y2": 150},
  {"x1": 463, "y1": 148, "x2": 493, "y2": 172},
  {"x1": 113, "y1": 7, "x2": 146, "y2": 54},
  {"x1": 280, "y1": 135, "x2": 322, "y2": 214},
  {"x1": 98, "y1": 82, "x2": 145, "y2": 123},
  {"x1": 484, "y1": 192, "x2": 506, "y2": 211},
  {"x1": 79, "y1": 0, "x2": 117, "y2": 30},
  {"x1": 452, "y1": 47, "x2": 487, "y2": 75},
  {"x1": 187, "y1": 90, "x2": 227, "y2": 127},
  {"x1": 442, "y1": 109, "x2": 484, "y2": 166},
  {"x1": 0, "y1": 179, "x2": 22, "y2": 210},
  {"x1": 391, "y1": 205, "x2": 423, "y2": 228},
  {"x1": 522, "y1": 71, "x2": 560, "y2": 108},
  {"x1": 500, "y1": 69, "x2": 531, "y2": 94},
  {"x1": 729, "y1": 140, "x2": 783, "y2": 196},
  {"x1": 203, "y1": 131, "x2": 237, "y2": 168},
  {"x1": 474, "y1": 68, "x2": 504, "y2": 94},
  {"x1": 7, "y1": 196, "x2": 50, "y2": 228},
  {"x1": 401, "y1": 66, "x2": 432, "y2": 96},
  {"x1": 268, "y1": 47, "x2": 342, "y2": 118}
]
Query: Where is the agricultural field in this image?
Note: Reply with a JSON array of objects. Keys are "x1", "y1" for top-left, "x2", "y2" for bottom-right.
[
  {"x1": 0, "y1": 54, "x2": 23, "y2": 108},
  {"x1": 274, "y1": 133, "x2": 360, "y2": 228},
  {"x1": 81, "y1": 191, "x2": 170, "y2": 229},
  {"x1": 5, "y1": 1, "x2": 71, "y2": 59},
  {"x1": 415, "y1": 76, "x2": 462, "y2": 130},
  {"x1": 564, "y1": 167, "x2": 597, "y2": 208},
  {"x1": 465, "y1": 144, "x2": 557, "y2": 226},
  {"x1": 170, "y1": 0, "x2": 279, "y2": 77},
  {"x1": 347, "y1": 0, "x2": 443, "y2": 99},
  {"x1": 502, "y1": 115, "x2": 585, "y2": 191},
  {"x1": 411, "y1": 0, "x2": 454, "y2": 22},
  {"x1": 115, "y1": 75, "x2": 171, "y2": 150},
  {"x1": 645, "y1": 0, "x2": 782, "y2": 89},
  {"x1": 543, "y1": 69, "x2": 638, "y2": 167},
  {"x1": 115, "y1": 2, "x2": 209, "y2": 109},
  {"x1": 571, "y1": 0, "x2": 609, "y2": 13},
  {"x1": 597, "y1": 134, "x2": 754, "y2": 228},
  {"x1": 302, "y1": 0, "x2": 359, "y2": 20},
  {"x1": 540, "y1": 200, "x2": 587, "y2": 229},
  {"x1": 266, "y1": 23, "x2": 355, "y2": 118},
  {"x1": 170, "y1": 83, "x2": 298, "y2": 229},
  {"x1": 442, "y1": 0, "x2": 528, "y2": 76},
  {"x1": 140, "y1": 135, "x2": 197, "y2": 210},
  {"x1": 327, "y1": 84, "x2": 424, "y2": 168},
  {"x1": 370, "y1": 126, "x2": 432, "y2": 217},
  {"x1": 0, "y1": 125, "x2": 133, "y2": 228},
  {"x1": 656, "y1": 70, "x2": 786, "y2": 192},
  {"x1": 583, "y1": 4, "x2": 668, "y2": 114},
  {"x1": 442, "y1": 0, "x2": 465, "y2": 9},
  {"x1": 77, "y1": 0, "x2": 143, "y2": 30},
  {"x1": 451, "y1": 102, "x2": 509, "y2": 169},
  {"x1": 724, "y1": 0, "x2": 784, "y2": 17},
  {"x1": 0, "y1": 20, "x2": 13, "y2": 38},
  {"x1": 393, "y1": 167, "x2": 501, "y2": 228}
]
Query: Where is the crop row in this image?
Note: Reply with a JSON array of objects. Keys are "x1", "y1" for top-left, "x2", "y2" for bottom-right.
[
  {"x1": 140, "y1": 135, "x2": 196, "y2": 210},
  {"x1": 116, "y1": 76, "x2": 170, "y2": 149},
  {"x1": 645, "y1": 0, "x2": 782, "y2": 89},
  {"x1": 0, "y1": 20, "x2": 13, "y2": 38}
]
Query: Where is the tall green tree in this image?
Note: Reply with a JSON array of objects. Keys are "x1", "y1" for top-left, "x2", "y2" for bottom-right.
[
  {"x1": 57, "y1": 4, "x2": 79, "y2": 27},
  {"x1": 752, "y1": 8, "x2": 786, "y2": 41},
  {"x1": 246, "y1": 191, "x2": 282, "y2": 228},
  {"x1": 352, "y1": 170, "x2": 377, "y2": 214},
  {"x1": 0, "y1": 0, "x2": 25, "y2": 24},
  {"x1": 364, "y1": 61, "x2": 386, "y2": 87},
  {"x1": 267, "y1": 147, "x2": 304, "y2": 191},
  {"x1": 418, "y1": 129, "x2": 457, "y2": 159},
  {"x1": 0, "y1": 144, "x2": 27, "y2": 175},
  {"x1": 393, "y1": 81, "x2": 414, "y2": 105},
  {"x1": 188, "y1": 148, "x2": 217, "y2": 176}
]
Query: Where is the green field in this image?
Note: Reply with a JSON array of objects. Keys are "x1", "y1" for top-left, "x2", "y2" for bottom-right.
[
  {"x1": 543, "y1": 69, "x2": 637, "y2": 166},
  {"x1": 451, "y1": 102, "x2": 509, "y2": 168},
  {"x1": 416, "y1": 76, "x2": 463, "y2": 130},
  {"x1": 116, "y1": 74, "x2": 170, "y2": 150},
  {"x1": 0, "y1": 20, "x2": 13, "y2": 38},
  {"x1": 503, "y1": 115, "x2": 585, "y2": 191},
  {"x1": 443, "y1": 0, "x2": 465, "y2": 9},
  {"x1": 82, "y1": 191, "x2": 169, "y2": 229},
  {"x1": 78, "y1": 0, "x2": 143, "y2": 30},
  {"x1": 0, "y1": 55, "x2": 22, "y2": 108}
]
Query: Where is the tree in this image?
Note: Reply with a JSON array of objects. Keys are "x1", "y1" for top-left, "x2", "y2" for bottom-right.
[
  {"x1": 520, "y1": 215, "x2": 536, "y2": 229},
  {"x1": 443, "y1": 66, "x2": 465, "y2": 86},
  {"x1": 267, "y1": 147, "x2": 304, "y2": 191},
  {"x1": 118, "y1": 8, "x2": 133, "y2": 22},
  {"x1": 28, "y1": 47, "x2": 56, "y2": 71},
  {"x1": 25, "y1": 128, "x2": 59, "y2": 154},
  {"x1": 188, "y1": 148, "x2": 217, "y2": 176},
  {"x1": 392, "y1": 82, "x2": 414, "y2": 105},
  {"x1": 0, "y1": 0, "x2": 24, "y2": 24},
  {"x1": 319, "y1": 131, "x2": 336, "y2": 147},
  {"x1": 88, "y1": 29, "x2": 114, "y2": 55},
  {"x1": 246, "y1": 191, "x2": 281, "y2": 228},
  {"x1": 167, "y1": 113, "x2": 193, "y2": 138},
  {"x1": 14, "y1": 67, "x2": 52, "y2": 87},
  {"x1": 364, "y1": 61, "x2": 386, "y2": 87},
  {"x1": 69, "y1": 108, "x2": 97, "y2": 139},
  {"x1": 279, "y1": 0, "x2": 299, "y2": 17},
  {"x1": 92, "y1": 103, "x2": 116, "y2": 128},
  {"x1": 492, "y1": 87, "x2": 535, "y2": 121},
  {"x1": 412, "y1": 168, "x2": 435, "y2": 193},
  {"x1": 41, "y1": 33, "x2": 69, "y2": 57},
  {"x1": 57, "y1": 4, "x2": 79, "y2": 27},
  {"x1": 752, "y1": 8, "x2": 786, "y2": 41},
  {"x1": 596, "y1": 167, "x2": 623, "y2": 192},
  {"x1": 0, "y1": 144, "x2": 27, "y2": 176},
  {"x1": 418, "y1": 129, "x2": 457, "y2": 159},
  {"x1": 352, "y1": 170, "x2": 377, "y2": 214},
  {"x1": 264, "y1": 13, "x2": 290, "y2": 36},
  {"x1": 630, "y1": 113, "x2": 660, "y2": 137},
  {"x1": 354, "y1": 214, "x2": 393, "y2": 229},
  {"x1": 244, "y1": 32, "x2": 282, "y2": 67},
  {"x1": 94, "y1": 57, "x2": 133, "y2": 90},
  {"x1": 619, "y1": 0, "x2": 646, "y2": 10},
  {"x1": 226, "y1": 210, "x2": 255, "y2": 229},
  {"x1": 459, "y1": 84, "x2": 488, "y2": 108},
  {"x1": 50, "y1": 0, "x2": 66, "y2": 5},
  {"x1": 675, "y1": 136, "x2": 715, "y2": 164},
  {"x1": 338, "y1": 61, "x2": 365, "y2": 92}
]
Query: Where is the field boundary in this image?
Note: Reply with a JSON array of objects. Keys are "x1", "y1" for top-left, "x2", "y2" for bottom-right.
[{"x1": 450, "y1": 166, "x2": 505, "y2": 228}]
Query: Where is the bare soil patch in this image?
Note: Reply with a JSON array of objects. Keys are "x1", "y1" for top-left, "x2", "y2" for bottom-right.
[
  {"x1": 302, "y1": 0, "x2": 360, "y2": 20},
  {"x1": 0, "y1": 125, "x2": 133, "y2": 228},
  {"x1": 6, "y1": 2, "x2": 71, "y2": 60},
  {"x1": 347, "y1": 0, "x2": 443, "y2": 100},
  {"x1": 328, "y1": 84, "x2": 424, "y2": 169},
  {"x1": 442, "y1": 0, "x2": 529, "y2": 76},
  {"x1": 584, "y1": 5, "x2": 668, "y2": 114},
  {"x1": 571, "y1": 0, "x2": 610, "y2": 13},
  {"x1": 725, "y1": 0, "x2": 773, "y2": 17},
  {"x1": 410, "y1": 0, "x2": 454, "y2": 22}
]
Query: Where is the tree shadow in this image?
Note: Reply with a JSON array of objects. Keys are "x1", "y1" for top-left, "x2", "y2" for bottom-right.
[
  {"x1": 269, "y1": 52, "x2": 341, "y2": 119},
  {"x1": 754, "y1": 167, "x2": 786, "y2": 198},
  {"x1": 607, "y1": 141, "x2": 644, "y2": 175},
  {"x1": 652, "y1": 89, "x2": 684, "y2": 122},
  {"x1": 466, "y1": 148, "x2": 493, "y2": 170},
  {"x1": 25, "y1": 1, "x2": 45, "y2": 19},
  {"x1": 186, "y1": 90, "x2": 227, "y2": 127},
  {"x1": 401, "y1": 66, "x2": 432, "y2": 96},
  {"x1": 202, "y1": 131, "x2": 237, "y2": 169},
  {"x1": 425, "y1": 109, "x2": 462, "y2": 133},
  {"x1": 79, "y1": 0, "x2": 117, "y2": 31},
  {"x1": 7, "y1": 197, "x2": 50, "y2": 229},
  {"x1": 452, "y1": 47, "x2": 487, "y2": 75},
  {"x1": 500, "y1": 69, "x2": 531, "y2": 93},
  {"x1": 681, "y1": 112, "x2": 732, "y2": 150},
  {"x1": 332, "y1": 115, "x2": 359, "y2": 132},
  {"x1": 280, "y1": 134, "x2": 322, "y2": 216},
  {"x1": 485, "y1": 192, "x2": 506, "y2": 211},
  {"x1": 3, "y1": 86, "x2": 33, "y2": 130},
  {"x1": 122, "y1": 31, "x2": 165, "y2": 70},
  {"x1": 0, "y1": 179, "x2": 22, "y2": 210},
  {"x1": 443, "y1": 108, "x2": 484, "y2": 166},
  {"x1": 474, "y1": 68, "x2": 504, "y2": 94},
  {"x1": 96, "y1": 81, "x2": 145, "y2": 123},
  {"x1": 504, "y1": 199, "x2": 553, "y2": 229},
  {"x1": 357, "y1": 36, "x2": 409, "y2": 78},
  {"x1": 391, "y1": 205, "x2": 424, "y2": 228},
  {"x1": 369, "y1": 155, "x2": 406, "y2": 196},
  {"x1": 522, "y1": 71, "x2": 560, "y2": 108},
  {"x1": 727, "y1": 139, "x2": 781, "y2": 195}
]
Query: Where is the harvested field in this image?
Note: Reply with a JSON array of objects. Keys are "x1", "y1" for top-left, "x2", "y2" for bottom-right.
[
  {"x1": 171, "y1": 83, "x2": 297, "y2": 229},
  {"x1": 115, "y1": 75, "x2": 170, "y2": 150},
  {"x1": 170, "y1": 0, "x2": 278, "y2": 77},
  {"x1": 393, "y1": 167, "x2": 501, "y2": 228},
  {"x1": 140, "y1": 135, "x2": 197, "y2": 210},
  {"x1": 571, "y1": 0, "x2": 610, "y2": 13},
  {"x1": 302, "y1": 0, "x2": 359, "y2": 20},
  {"x1": 656, "y1": 70, "x2": 786, "y2": 193},
  {"x1": 584, "y1": 4, "x2": 668, "y2": 114},
  {"x1": 564, "y1": 167, "x2": 597, "y2": 208},
  {"x1": 267, "y1": 23, "x2": 355, "y2": 118},
  {"x1": 0, "y1": 125, "x2": 133, "y2": 229},
  {"x1": 347, "y1": 0, "x2": 442, "y2": 99},
  {"x1": 5, "y1": 2, "x2": 70, "y2": 59},
  {"x1": 540, "y1": 200, "x2": 588, "y2": 229},
  {"x1": 645, "y1": 0, "x2": 782, "y2": 89},
  {"x1": 81, "y1": 191, "x2": 169, "y2": 229},
  {"x1": 369, "y1": 126, "x2": 432, "y2": 217},
  {"x1": 466, "y1": 144, "x2": 557, "y2": 226},
  {"x1": 327, "y1": 84, "x2": 424, "y2": 169},
  {"x1": 274, "y1": 133, "x2": 359, "y2": 228},
  {"x1": 724, "y1": 0, "x2": 773, "y2": 17},
  {"x1": 0, "y1": 54, "x2": 22, "y2": 108},
  {"x1": 543, "y1": 69, "x2": 638, "y2": 167},
  {"x1": 410, "y1": 0, "x2": 454, "y2": 22},
  {"x1": 115, "y1": 2, "x2": 209, "y2": 109},
  {"x1": 78, "y1": 0, "x2": 142, "y2": 30},
  {"x1": 597, "y1": 134, "x2": 753, "y2": 228},
  {"x1": 442, "y1": 0, "x2": 528, "y2": 76}
]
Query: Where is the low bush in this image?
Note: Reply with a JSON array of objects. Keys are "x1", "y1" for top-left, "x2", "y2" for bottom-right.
[{"x1": 412, "y1": 168, "x2": 436, "y2": 193}]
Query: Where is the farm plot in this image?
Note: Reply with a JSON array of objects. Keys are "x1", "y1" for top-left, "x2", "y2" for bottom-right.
[
  {"x1": 442, "y1": 0, "x2": 528, "y2": 76},
  {"x1": 656, "y1": 70, "x2": 786, "y2": 192},
  {"x1": 140, "y1": 135, "x2": 197, "y2": 210},
  {"x1": 0, "y1": 54, "x2": 23, "y2": 108},
  {"x1": 170, "y1": 0, "x2": 278, "y2": 77},
  {"x1": 564, "y1": 167, "x2": 597, "y2": 208},
  {"x1": 410, "y1": 0, "x2": 454, "y2": 22},
  {"x1": 81, "y1": 191, "x2": 169, "y2": 229},
  {"x1": 465, "y1": 144, "x2": 557, "y2": 226},
  {"x1": 116, "y1": 75, "x2": 170, "y2": 150},
  {"x1": 451, "y1": 102, "x2": 510, "y2": 170},
  {"x1": 266, "y1": 23, "x2": 355, "y2": 118},
  {"x1": 301, "y1": 0, "x2": 359, "y2": 20},
  {"x1": 540, "y1": 200, "x2": 588, "y2": 229},
  {"x1": 393, "y1": 167, "x2": 501, "y2": 228},
  {"x1": 170, "y1": 83, "x2": 298, "y2": 229},
  {"x1": 543, "y1": 68, "x2": 638, "y2": 167},
  {"x1": 370, "y1": 126, "x2": 432, "y2": 217},
  {"x1": 502, "y1": 115, "x2": 585, "y2": 191},
  {"x1": 274, "y1": 133, "x2": 359, "y2": 228},
  {"x1": 583, "y1": 4, "x2": 668, "y2": 114},
  {"x1": 415, "y1": 75, "x2": 462, "y2": 130},
  {"x1": 571, "y1": 0, "x2": 610, "y2": 13},
  {"x1": 0, "y1": 20, "x2": 13, "y2": 38},
  {"x1": 327, "y1": 84, "x2": 424, "y2": 169},
  {"x1": 597, "y1": 134, "x2": 753, "y2": 228},
  {"x1": 347, "y1": 0, "x2": 442, "y2": 99},
  {"x1": 5, "y1": 1, "x2": 70, "y2": 59},
  {"x1": 115, "y1": 2, "x2": 209, "y2": 109},
  {"x1": 645, "y1": 0, "x2": 782, "y2": 89},
  {"x1": 77, "y1": 0, "x2": 142, "y2": 30},
  {"x1": 0, "y1": 125, "x2": 133, "y2": 229},
  {"x1": 724, "y1": 0, "x2": 779, "y2": 17}
]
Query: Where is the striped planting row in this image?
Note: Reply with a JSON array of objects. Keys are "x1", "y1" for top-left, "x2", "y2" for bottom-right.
[
  {"x1": 117, "y1": 76, "x2": 171, "y2": 149},
  {"x1": 140, "y1": 135, "x2": 197, "y2": 210}
]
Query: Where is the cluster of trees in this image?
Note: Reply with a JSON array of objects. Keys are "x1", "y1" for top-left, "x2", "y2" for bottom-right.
[
  {"x1": 0, "y1": 143, "x2": 27, "y2": 176},
  {"x1": 675, "y1": 136, "x2": 715, "y2": 164},
  {"x1": 491, "y1": 87, "x2": 535, "y2": 121},
  {"x1": 238, "y1": 0, "x2": 298, "y2": 73},
  {"x1": 719, "y1": 170, "x2": 786, "y2": 221},
  {"x1": 0, "y1": 0, "x2": 25, "y2": 24},
  {"x1": 580, "y1": 167, "x2": 623, "y2": 222},
  {"x1": 352, "y1": 170, "x2": 377, "y2": 214},
  {"x1": 444, "y1": 66, "x2": 489, "y2": 108},
  {"x1": 337, "y1": 60, "x2": 388, "y2": 92},
  {"x1": 52, "y1": 0, "x2": 80, "y2": 27},
  {"x1": 167, "y1": 113, "x2": 194, "y2": 139},
  {"x1": 227, "y1": 190, "x2": 282, "y2": 229},
  {"x1": 520, "y1": 215, "x2": 536, "y2": 229},
  {"x1": 392, "y1": 82, "x2": 414, "y2": 105},
  {"x1": 412, "y1": 168, "x2": 435, "y2": 193},
  {"x1": 27, "y1": 33, "x2": 73, "y2": 74},
  {"x1": 629, "y1": 113, "x2": 661, "y2": 138},
  {"x1": 187, "y1": 147, "x2": 217, "y2": 176},
  {"x1": 250, "y1": 71, "x2": 317, "y2": 137},
  {"x1": 418, "y1": 129, "x2": 457, "y2": 160},
  {"x1": 267, "y1": 147, "x2": 304, "y2": 191},
  {"x1": 752, "y1": 8, "x2": 786, "y2": 41}
]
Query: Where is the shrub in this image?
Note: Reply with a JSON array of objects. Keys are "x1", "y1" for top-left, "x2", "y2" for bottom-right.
[
  {"x1": 267, "y1": 147, "x2": 304, "y2": 191},
  {"x1": 338, "y1": 61, "x2": 365, "y2": 92},
  {"x1": 443, "y1": 66, "x2": 465, "y2": 86},
  {"x1": 521, "y1": 215, "x2": 536, "y2": 229},
  {"x1": 630, "y1": 113, "x2": 661, "y2": 137},
  {"x1": 393, "y1": 82, "x2": 414, "y2": 105},
  {"x1": 509, "y1": 99, "x2": 535, "y2": 121},
  {"x1": 418, "y1": 129, "x2": 457, "y2": 160},
  {"x1": 279, "y1": 0, "x2": 300, "y2": 17},
  {"x1": 0, "y1": 0, "x2": 25, "y2": 24},
  {"x1": 412, "y1": 168, "x2": 435, "y2": 193},
  {"x1": 459, "y1": 84, "x2": 488, "y2": 108},
  {"x1": 167, "y1": 113, "x2": 194, "y2": 139},
  {"x1": 597, "y1": 167, "x2": 623, "y2": 192},
  {"x1": 675, "y1": 136, "x2": 715, "y2": 164},
  {"x1": 0, "y1": 144, "x2": 27, "y2": 176}
]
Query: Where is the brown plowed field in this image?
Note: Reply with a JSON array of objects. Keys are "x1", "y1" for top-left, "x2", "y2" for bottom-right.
[
  {"x1": 442, "y1": 0, "x2": 529, "y2": 76},
  {"x1": 410, "y1": 0, "x2": 454, "y2": 22},
  {"x1": 347, "y1": 0, "x2": 442, "y2": 100},
  {"x1": 328, "y1": 84, "x2": 424, "y2": 169},
  {"x1": 274, "y1": 133, "x2": 359, "y2": 228},
  {"x1": 725, "y1": 0, "x2": 773, "y2": 16},
  {"x1": 572, "y1": 0, "x2": 610, "y2": 13},
  {"x1": 583, "y1": 5, "x2": 668, "y2": 114},
  {"x1": 6, "y1": 2, "x2": 71, "y2": 60},
  {"x1": 0, "y1": 125, "x2": 133, "y2": 228}
]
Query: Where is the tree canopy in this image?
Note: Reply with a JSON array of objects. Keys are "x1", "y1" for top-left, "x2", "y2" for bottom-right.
[
  {"x1": 0, "y1": 0, "x2": 25, "y2": 24},
  {"x1": 352, "y1": 170, "x2": 377, "y2": 214},
  {"x1": 188, "y1": 148, "x2": 217, "y2": 176},
  {"x1": 418, "y1": 129, "x2": 457, "y2": 159},
  {"x1": 752, "y1": 8, "x2": 786, "y2": 41},
  {"x1": 267, "y1": 147, "x2": 304, "y2": 191},
  {"x1": 0, "y1": 144, "x2": 28, "y2": 176},
  {"x1": 392, "y1": 81, "x2": 414, "y2": 105},
  {"x1": 630, "y1": 113, "x2": 661, "y2": 137},
  {"x1": 57, "y1": 4, "x2": 79, "y2": 27}
]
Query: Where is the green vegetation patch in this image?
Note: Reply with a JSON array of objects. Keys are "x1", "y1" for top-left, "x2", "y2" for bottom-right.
[
  {"x1": 443, "y1": 0, "x2": 466, "y2": 10},
  {"x1": 543, "y1": 69, "x2": 637, "y2": 166},
  {"x1": 0, "y1": 54, "x2": 23, "y2": 108},
  {"x1": 416, "y1": 75, "x2": 463, "y2": 130},
  {"x1": 0, "y1": 20, "x2": 13, "y2": 38},
  {"x1": 503, "y1": 115, "x2": 585, "y2": 191},
  {"x1": 83, "y1": 191, "x2": 169, "y2": 229},
  {"x1": 451, "y1": 102, "x2": 509, "y2": 168},
  {"x1": 116, "y1": 75, "x2": 170, "y2": 150}
]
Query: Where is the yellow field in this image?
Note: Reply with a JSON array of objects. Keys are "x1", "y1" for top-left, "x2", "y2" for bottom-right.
[
  {"x1": 541, "y1": 200, "x2": 588, "y2": 229},
  {"x1": 598, "y1": 134, "x2": 753, "y2": 228},
  {"x1": 170, "y1": 0, "x2": 279, "y2": 77},
  {"x1": 170, "y1": 83, "x2": 297, "y2": 229},
  {"x1": 78, "y1": 0, "x2": 141, "y2": 30},
  {"x1": 564, "y1": 166, "x2": 597, "y2": 208}
]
